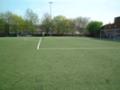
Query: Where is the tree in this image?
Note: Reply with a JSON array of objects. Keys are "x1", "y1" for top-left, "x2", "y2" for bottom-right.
[
  {"x1": 0, "y1": 18, "x2": 6, "y2": 36},
  {"x1": 0, "y1": 12, "x2": 12, "y2": 36},
  {"x1": 0, "y1": 10, "x2": 39, "y2": 36},
  {"x1": 41, "y1": 13, "x2": 52, "y2": 35},
  {"x1": 0, "y1": 12, "x2": 28, "y2": 36},
  {"x1": 25, "y1": 9, "x2": 39, "y2": 25},
  {"x1": 52, "y1": 15, "x2": 74, "y2": 35},
  {"x1": 9, "y1": 14, "x2": 26, "y2": 35},
  {"x1": 25, "y1": 9, "x2": 39, "y2": 34},
  {"x1": 73, "y1": 17, "x2": 89, "y2": 35},
  {"x1": 87, "y1": 21, "x2": 103, "y2": 37}
]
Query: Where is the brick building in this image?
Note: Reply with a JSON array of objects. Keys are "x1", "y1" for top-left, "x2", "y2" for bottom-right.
[{"x1": 100, "y1": 16, "x2": 120, "y2": 40}]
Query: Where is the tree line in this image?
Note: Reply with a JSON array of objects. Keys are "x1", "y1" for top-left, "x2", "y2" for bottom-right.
[{"x1": 0, "y1": 9, "x2": 103, "y2": 37}]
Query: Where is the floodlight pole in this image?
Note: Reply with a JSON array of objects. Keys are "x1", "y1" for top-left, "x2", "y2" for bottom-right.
[
  {"x1": 48, "y1": 1, "x2": 53, "y2": 36},
  {"x1": 49, "y1": 1, "x2": 53, "y2": 19}
]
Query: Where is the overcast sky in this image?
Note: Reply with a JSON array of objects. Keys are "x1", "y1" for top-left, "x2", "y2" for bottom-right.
[{"x1": 1, "y1": 0, "x2": 120, "y2": 24}]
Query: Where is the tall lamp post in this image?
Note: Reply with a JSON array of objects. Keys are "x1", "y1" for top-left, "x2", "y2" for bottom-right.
[
  {"x1": 48, "y1": 1, "x2": 53, "y2": 36},
  {"x1": 49, "y1": 1, "x2": 53, "y2": 19}
]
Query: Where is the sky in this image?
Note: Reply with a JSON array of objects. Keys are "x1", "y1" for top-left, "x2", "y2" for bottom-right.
[{"x1": 0, "y1": 0, "x2": 120, "y2": 24}]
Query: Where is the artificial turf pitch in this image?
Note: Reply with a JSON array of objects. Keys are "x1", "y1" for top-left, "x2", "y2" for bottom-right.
[{"x1": 0, "y1": 37, "x2": 120, "y2": 90}]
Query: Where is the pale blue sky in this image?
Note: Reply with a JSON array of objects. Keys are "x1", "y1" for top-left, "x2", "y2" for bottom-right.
[{"x1": 0, "y1": 0, "x2": 120, "y2": 24}]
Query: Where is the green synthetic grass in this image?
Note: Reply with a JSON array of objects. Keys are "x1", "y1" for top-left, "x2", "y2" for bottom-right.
[{"x1": 0, "y1": 37, "x2": 120, "y2": 90}]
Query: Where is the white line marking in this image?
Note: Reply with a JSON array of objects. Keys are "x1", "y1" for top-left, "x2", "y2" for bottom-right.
[
  {"x1": 37, "y1": 37, "x2": 42, "y2": 50},
  {"x1": 39, "y1": 47, "x2": 120, "y2": 50}
]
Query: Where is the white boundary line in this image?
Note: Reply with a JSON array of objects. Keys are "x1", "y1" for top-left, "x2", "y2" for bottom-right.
[
  {"x1": 39, "y1": 47, "x2": 120, "y2": 50},
  {"x1": 37, "y1": 37, "x2": 42, "y2": 50}
]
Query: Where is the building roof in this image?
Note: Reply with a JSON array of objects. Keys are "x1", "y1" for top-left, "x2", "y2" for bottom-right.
[{"x1": 103, "y1": 16, "x2": 120, "y2": 30}]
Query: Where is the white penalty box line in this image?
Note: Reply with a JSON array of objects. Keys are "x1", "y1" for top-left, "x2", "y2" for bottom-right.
[
  {"x1": 36, "y1": 37, "x2": 120, "y2": 50},
  {"x1": 37, "y1": 37, "x2": 42, "y2": 50},
  {"x1": 38, "y1": 47, "x2": 120, "y2": 50}
]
